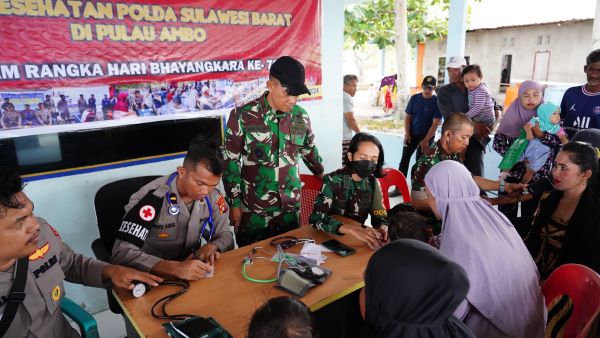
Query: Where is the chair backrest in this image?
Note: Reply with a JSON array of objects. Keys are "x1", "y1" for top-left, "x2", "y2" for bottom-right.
[
  {"x1": 542, "y1": 264, "x2": 600, "y2": 338},
  {"x1": 300, "y1": 174, "x2": 323, "y2": 226},
  {"x1": 94, "y1": 176, "x2": 161, "y2": 253},
  {"x1": 377, "y1": 168, "x2": 411, "y2": 210}
]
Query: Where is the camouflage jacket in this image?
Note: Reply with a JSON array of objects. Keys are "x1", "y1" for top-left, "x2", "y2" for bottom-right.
[
  {"x1": 310, "y1": 167, "x2": 388, "y2": 235},
  {"x1": 223, "y1": 92, "x2": 324, "y2": 213},
  {"x1": 410, "y1": 141, "x2": 461, "y2": 194}
]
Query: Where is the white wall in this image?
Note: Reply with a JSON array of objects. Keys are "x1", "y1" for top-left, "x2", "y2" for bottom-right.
[
  {"x1": 424, "y1": 20, "x2": 592, "y2": 97},
  {"x1": 21, "y1": 1, "x2": 345, "y2": 315},
  {"x1": 300, "y1": 0, "x2": 344, "y2": 173}
]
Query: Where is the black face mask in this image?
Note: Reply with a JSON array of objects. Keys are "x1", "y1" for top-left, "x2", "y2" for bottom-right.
[{"x1": 351, "y1": 160, "x2": 377, "y2": 179}]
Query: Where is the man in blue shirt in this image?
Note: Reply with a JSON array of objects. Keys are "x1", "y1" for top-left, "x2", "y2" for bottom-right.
[
  {"x1": 561, "y1": 49, "x2": 600, "y2": 139},
  {"x1": 101, "y1": 94, "x2": 112, "y2": 120},
  {"x1": 397, "y1": 76, "x2": 442, "y2": 178}
]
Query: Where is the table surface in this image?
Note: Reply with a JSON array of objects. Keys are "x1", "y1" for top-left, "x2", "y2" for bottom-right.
[{"x1": 113, "y1": 226, "x2": 374, "y2": 338}]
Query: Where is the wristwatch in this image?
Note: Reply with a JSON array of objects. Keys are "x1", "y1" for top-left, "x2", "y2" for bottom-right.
[{"x1": 499, "y1": 179, "x2": 505, "y2": 194}]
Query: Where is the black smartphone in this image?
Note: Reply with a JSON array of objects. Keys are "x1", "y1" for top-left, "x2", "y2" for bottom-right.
[{"x1": 321, "y1": 239, "x2": 356, "y2": 256}]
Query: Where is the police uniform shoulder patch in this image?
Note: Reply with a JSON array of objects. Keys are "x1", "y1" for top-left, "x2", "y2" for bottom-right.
[
  {"x1": 216, "y1": 194, "x2": 227, "y2": 214},
  {"x1": 29, "y1": 242, "x2": 50, "y2": 261},
  {"x1": 117, "y1": 189, "x2": 162, "y2": 248},
  {"x1": 47, "y1": 223, "x2": 61, "y2": 238}
]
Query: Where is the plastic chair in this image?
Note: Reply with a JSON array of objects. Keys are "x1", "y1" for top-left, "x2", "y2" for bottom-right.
[
  {"x1": 300, "y1": 174, "x2": 323, "y2": 226},
  {"x1": 377, "y1": 168, "x2": 411, "y2": 210},
  {"x1": 92, "y1": 175, "x2": 160, "y2": 313},
  {"x1": 542, "y1": 264, "x2": 600, "y2": 338},
  {"x1": 61, "y1": 297, "x2": 100, "y2": 338}
]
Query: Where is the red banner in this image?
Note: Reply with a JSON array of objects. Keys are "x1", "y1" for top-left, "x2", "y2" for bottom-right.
[{"x1": 0, "y1": 0, "x2": 321, "y2": 91}]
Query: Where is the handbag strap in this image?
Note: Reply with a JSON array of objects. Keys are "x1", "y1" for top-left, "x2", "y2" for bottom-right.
[{"x1": 0, "y1": 257, "x2": 28, "y2": 337}]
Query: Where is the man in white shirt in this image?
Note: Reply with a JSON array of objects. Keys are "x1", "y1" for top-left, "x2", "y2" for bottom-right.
[{"x1": 343, "y1": 74, "x2": 361, "y2": 162}]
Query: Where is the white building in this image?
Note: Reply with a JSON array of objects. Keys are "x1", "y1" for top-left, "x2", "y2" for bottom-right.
[{"x1": 423, "y1": 18, "x2": 593, "y2": 99}]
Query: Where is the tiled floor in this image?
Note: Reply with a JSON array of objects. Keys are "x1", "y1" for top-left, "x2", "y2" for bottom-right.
[{"x1": 94, "y1": 310, "x2": 127, "y2": 338}]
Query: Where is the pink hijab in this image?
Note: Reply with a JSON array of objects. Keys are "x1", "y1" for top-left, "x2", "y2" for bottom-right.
[
  {"x1": 496, "y1": 80, "x2": 544, "y2": 137},
  {"x1": 424, "y1": 160, "x2": 545, "y2": 338},
  {"x1": 113, "y1": 92, "x2": 129, "y2": 112}
]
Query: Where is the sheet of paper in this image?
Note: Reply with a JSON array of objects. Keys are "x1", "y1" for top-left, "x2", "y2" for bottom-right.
[
  {"x1": 300, "y1": 242, "x2": 328, "y2": 265},
  {"x1": 205, "y1": 265, "x2": 214, "y2": 278}
]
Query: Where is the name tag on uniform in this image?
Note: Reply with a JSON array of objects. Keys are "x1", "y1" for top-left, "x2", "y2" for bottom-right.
[{"x1": 246, "y1": 125, "x2": 270, "y2": 133}]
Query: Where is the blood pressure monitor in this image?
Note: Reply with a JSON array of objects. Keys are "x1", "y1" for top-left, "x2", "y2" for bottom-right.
[{"x1": 132, "y1": 282, "x2": 150, "y2": 298}]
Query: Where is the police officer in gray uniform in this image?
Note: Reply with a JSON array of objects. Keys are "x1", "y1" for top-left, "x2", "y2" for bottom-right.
[
  {"x1": 0, "y1": 168, "x2": 162, "y2": 337},
  {"x1": 111, "y1": 136, "x2": 234, "y2": 280}
]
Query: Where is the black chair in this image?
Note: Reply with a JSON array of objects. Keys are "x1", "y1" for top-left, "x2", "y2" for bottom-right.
[{"x1": 92, "y1": 175, "x2": 160, "y2": 313}]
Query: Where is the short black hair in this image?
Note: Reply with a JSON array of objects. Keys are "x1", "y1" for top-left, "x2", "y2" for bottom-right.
[
  {"x1": 0, "y1": 167, "x2": 26, "y2": 219},
  {"x1": 183, "y1": 134, "x2": 224, "y2": 176},
  {"x1": 344, "y1": 132, "x2": 385, "y2": 178},
  {"x1": 461, "y1": 64, "x2": 483, "y2": 78},
  {"x1": 248, "y1": 296, "x2": 319, "y2": 338},
  {"x1": 442, "y1": 113, "x2": 473, "y2": 134},
  {"x1": 586, "y1": 49, "x2": 600, "y2": 65},
  {"x1": 343, "y1": 74, "x2": 358, "y2": 85},
  {"x1": 387, "y1": 210, "x2": 433, "y2": 243}
]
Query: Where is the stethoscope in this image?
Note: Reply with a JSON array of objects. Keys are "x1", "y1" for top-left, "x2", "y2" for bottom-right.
[{"x1": 165, "y1": 172, "x2": 215, "y2": 243}]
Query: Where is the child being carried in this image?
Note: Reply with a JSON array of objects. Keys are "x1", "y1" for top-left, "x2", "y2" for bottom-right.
[{"x1": 499, "y1": 102, "x2": 568, "y2": 184}]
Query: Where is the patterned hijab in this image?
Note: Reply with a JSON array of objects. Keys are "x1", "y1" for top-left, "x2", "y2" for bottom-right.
[
  {"x1": 424, "y1": 160, "x2": 546, "y2": 337},
  {"x1": 365, "y1": 239, "x2": 475, "y2": 338},
  {"x1": 497, "y1": 80, "x2": 544, "y2": 137}
]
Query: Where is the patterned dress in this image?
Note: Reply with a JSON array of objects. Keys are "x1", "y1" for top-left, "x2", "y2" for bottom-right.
[{"x1": 493, "y1": 131, "x2": 561, "y2": 183}]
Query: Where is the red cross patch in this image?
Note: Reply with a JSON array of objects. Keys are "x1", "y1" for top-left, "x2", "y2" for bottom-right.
[
  {"x1": 139, "y1": 205, "x2": 156, "y2": 221},
  {"x1": 216, "y1": 194, "x2": 227, "y2": 214}
]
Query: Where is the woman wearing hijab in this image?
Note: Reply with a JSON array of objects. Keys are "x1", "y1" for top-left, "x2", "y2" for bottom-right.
[
  {"x1": 494, "y1": 80, "x2": 544, "y2": 154},
  {"x1": 424, "y1": 160, "x2": 545, "y2": 338},
  {"x1": 525, "y1": 141, "x2": 600, "y2": 279},
  {"x1": 310, "y1": 132, "x2": 389, "y2": 249},
  {"x1": 360, "y1": 239, "x2": 475, "y2": 338},
  {"x1": 487, "y1": 129, "x2": 600, "y2": 234},
  {"x1": 112, "y1": 92, "x2": 135, "y2": 119},
  {"x1": 493, "y1": 81, "x2": 562, "y2": 223}
]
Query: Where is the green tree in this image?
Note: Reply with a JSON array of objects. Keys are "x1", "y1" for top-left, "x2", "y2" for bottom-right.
[
  {"x1": 344, "y1": 0, "x2": 449, "y2": 50},
  {"x1": 345, "y1": 0, "x2": 450, "y2": 119}
]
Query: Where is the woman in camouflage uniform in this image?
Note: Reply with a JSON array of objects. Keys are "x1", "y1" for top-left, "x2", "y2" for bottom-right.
[{"x1": 310, "y1": 133, "x2": 389, "y2": 249}]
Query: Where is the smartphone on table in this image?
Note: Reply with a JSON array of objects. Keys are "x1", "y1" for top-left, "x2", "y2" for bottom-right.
[{"x1": 321, "y1": 239, "x2": 356, "y2": 257}]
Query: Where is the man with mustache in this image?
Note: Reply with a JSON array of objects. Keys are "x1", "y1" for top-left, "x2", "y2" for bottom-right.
[
  {"x1": 560, "y1": 49, "x2": 600, "y2": 139},
  {"x1": 0, "y1": 167, "x2": 161, "y2": 337}
]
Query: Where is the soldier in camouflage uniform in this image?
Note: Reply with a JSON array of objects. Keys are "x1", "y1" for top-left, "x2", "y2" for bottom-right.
[
  {"x1": 224, "y1": 56, "x2": 324, "y2": 246},
  {"x1": 310, "y1": 133, "x2": 389, "y2": 249},
  {"x1": 410, "y1": 113, "x2": 473, "y2": 212}
]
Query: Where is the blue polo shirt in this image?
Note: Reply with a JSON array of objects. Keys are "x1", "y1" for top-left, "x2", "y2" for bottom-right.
[
  {"x1": 406, "y1": 93, "x2": 442, "y2": 135},
  {"x1": 560, "y1": 85, "x2": 600, "y2": 139}
]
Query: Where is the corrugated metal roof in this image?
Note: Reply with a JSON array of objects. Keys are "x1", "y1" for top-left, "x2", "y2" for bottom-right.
[
  {"x1": 468, "y1": 18, "x2": 592, "y2": 32},
  {"x1": 468, "y1": 0, "x2": 595, "y2": 30}
]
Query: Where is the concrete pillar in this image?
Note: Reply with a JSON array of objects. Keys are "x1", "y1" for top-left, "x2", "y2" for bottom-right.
[
  {"x1": 416, "y1": 42, "x2": 425, "y2": 85},
  {"x1": 592, "y1": 0, "x2": 600, "y2": 49},
  {"x1": 446, "y1": 0, "x2": 468, "y2": 62}
]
